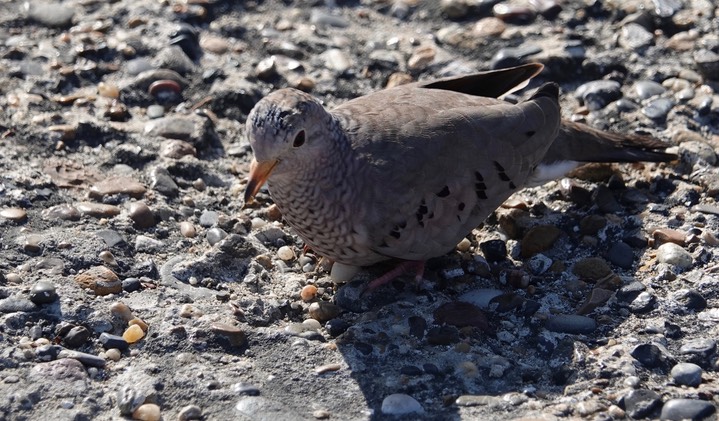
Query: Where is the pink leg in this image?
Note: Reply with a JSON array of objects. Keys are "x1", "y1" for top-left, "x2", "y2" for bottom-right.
[{"x1": 366, "y1": 260, "x2": 426, "y2": 291}]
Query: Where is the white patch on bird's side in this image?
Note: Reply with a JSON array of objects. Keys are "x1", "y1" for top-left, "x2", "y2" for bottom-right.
[{"x1": 527, "y1": 161, "x2": 581, "y2": 186}]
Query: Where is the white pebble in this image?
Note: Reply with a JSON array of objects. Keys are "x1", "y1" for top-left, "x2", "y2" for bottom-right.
[
  {"x1": 381, "y1": 393, "x2": 424, "y2": 415},
  {"x1": 250, "y1": 217, "x2": 267, "y2": 229},
  {"x1": 456, "y1": 237, "x2": 471, "y2": 252},
  {"x1": 330, "y1": 262, "x2": 359, "y2": 283},
  {"x1": 277, "y1": 246, "x2": 295, "y2": 261},
  {"x1": 656, "y1": 242, "x2": 693, "y2": 269}
]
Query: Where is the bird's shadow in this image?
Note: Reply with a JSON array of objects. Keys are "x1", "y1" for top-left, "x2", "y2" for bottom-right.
[{"x1": 326, "y1": 172, "x2": 677, "y2": 420}]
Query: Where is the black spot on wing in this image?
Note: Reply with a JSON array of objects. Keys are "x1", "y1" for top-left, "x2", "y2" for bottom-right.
[
  {"x1": 475, "y1": 171, "x2": 487, "y2": 200},
  {"x1": 389, "y1": 221, "x2": 407, "y2": 239},
  {"x1": 436, "y1": 186, "x2": 450, "y2": 197},
  {"x1": 493, "y1": 161, "x2": 516, "y2": 190},
  {"x1": 416, "y1": 199, "x2": 428, "y2": 227}
]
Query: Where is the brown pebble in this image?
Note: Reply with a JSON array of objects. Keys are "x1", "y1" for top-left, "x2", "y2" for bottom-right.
[
  {"x1": 0, "y1": 207, "x2": 27, "y2": 222},
  {"x1": 110, "y1": 302, "x2": 134, "y2": 322},
  {"x1": 504, "y1": 269, "x2": 530, "y2": 289},
  {"x1": 314, "y1": 363, "x2": 341, "y2": 374},
  {"x1": 200, "y1": 35, "x2": 229, "y2": 54},
  {"x1": 74, "y1": 266, "x2": 122, "y2": 296},
  {"x1": 572, "y1": 257, "x2": 612, "y2": 281},
  {"x1": 129, "y1": 317, "x2": 149, "y2": 332},
  {"x1": 300, "y1": 285, "x2": 318, "y2": 302},
  {"x1": 160, "y1": 139, "x2": 196, "y2": 159},
  {"x1": 473, "y1": 17, "x2": 506, "y2": 37},
  {"x1": 179, "y1": 221, "x2": 197, "y2": 238},
  {"x1": 89, "y1": 177, "x2": 146, "y2": 199},
  {"x1": 386, "y1": 72, "x2": 413, "y2": 88},
  {"x1": 579, "y1": 215, "x2": 607, "y2": 235},
  {"x1": 75, "y1": 202, "x2": 121, "y2": 218},
  {"x1": 266, "y1": 204, "x2": 283, "y2": 221},
  {"x1": 652, "y1": 228, "x2": 686, "y2": 246},
  {"x1": 577, "y1": 288, "x2": 615, "y2": 315},
  {"x1": 43, "y1": 204, "x2": 81, "y2": 221},
  {"x1": 99, "y1": 250, "x2": 118, "y2": 267},
  {"x1": 148, "y1": 79, "x2": 181, "y2": 96},
  {"x1": 294, "y1": 76, "x2": 316, "y2": 92},
  {"x1": 105, "y1": 101, "x2": 130, "y2": 121},
  {"x1": 491, "y1": 292, "x2": 525, "y2": 312},
  {"x1": 210, "y1": 323, "x2": 247, "y2": 347},
  {"x1": 23, "y1": 234, "x2": 43, "y2": 253},
  {"x1": 521, "y1": 225, "x2": 562, "y2": 257},
  {"x1": 132, "y1": 403, "x2": 160, "y2": 421},
  {"x1": 434, "y1": 301, "x2": 489, "y2": 331},
  {"x1": 595, "y1": 274, "x2": 622, "y2": 291},
  {"x1": 702, "y1": 231, "x2": 719, "y2": 246},
  {"x1": 308, "y1": 302, "x2": 342, "y2": 322},
  {"x1": 47, "y1": 124, "x2": 76, "y2": 142},
  {"x1": 128, "y1": 202, "x2": 156, "y2": 229},
  {"x1": 192, "y1": 178, "x2": 206, "y2": 191},
  {"x1": 97, "y1": 82, "x2": 120, "y2": 99},
  {"x1": 407, "y1": 45, "x2": 436, "y2": 70}
]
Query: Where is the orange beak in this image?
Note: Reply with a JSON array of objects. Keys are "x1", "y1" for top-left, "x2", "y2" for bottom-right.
[{"x1": 243, "y1": 158, "x2": 278, "y2": 205}]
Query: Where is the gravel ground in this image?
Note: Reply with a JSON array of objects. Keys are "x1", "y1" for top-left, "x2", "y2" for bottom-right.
[{"x1": 1, "y1": 0, "x2": 719, "y2": 420}]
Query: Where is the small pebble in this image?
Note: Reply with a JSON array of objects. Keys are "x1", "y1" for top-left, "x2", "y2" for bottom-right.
[
  {"x1": 545, "y1": 314, "x2": 596, "y2": 334},
  {"x1": 29, "y1": 281, "x2": 58, "y2": 304},
  {"x1": 456, "y1": 237, "x2": 471, "y2": 252},
  {"x1": 99, "y1": 333, "x2": 130, "y2": 350},
  {"x1": 178, "y1": 405, "x2": 203, "y2": 421},
  {"x1": 330, "y1": 262, "x2": 359, "y2": 283},
  {"x1": 670, "y1": 362, "x2": 702, "y2": 387},
  {"x1": 300, "y1": 285, "x2": 318, "y2": 302},
  {"x1": 179, "y1": 221, "x2": 197, "y2": 238},
  {"x1": 128, "y1": 202, "x2": 155, "y2": 229},
  {"x1": 656, "y1": 242, "x2": 693, "y2": 269},
  {"x1": 380, "y1": 393, "x2": 424, "y2": 415},
  {"x1": 132, "y1": 403, "x2": 161, "y2": 421},
  {"x1": 277, "y1": 246, "x2": 295, "y2": 261},
  {"x1": 0, "y1": 207, "x2": 27, "y2": 222},
  {"x1": 123, "y1": 324, "x2": 145, "y2": 344},
  {"x1": 308, "y1": 302, "x2": 341, "y2": 322},
  {"x1": 110, "y1": 302, "x2": 134, "y2": 322},
  {"x1": 105, "y1": 348, "x2": 122, "y2": 362},
  {"x1": 206, "y1": 227, "x2": 228, "y2": 246}
]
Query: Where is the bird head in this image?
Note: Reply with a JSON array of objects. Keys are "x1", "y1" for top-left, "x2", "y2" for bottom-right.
[{"x1": 243, "y1": 88, "x2": 328, "y2": 204}]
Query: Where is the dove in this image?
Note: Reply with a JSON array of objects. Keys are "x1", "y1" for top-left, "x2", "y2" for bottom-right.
[{"x1": 244, "y1": 63, "x2": 675, "y2": 289}]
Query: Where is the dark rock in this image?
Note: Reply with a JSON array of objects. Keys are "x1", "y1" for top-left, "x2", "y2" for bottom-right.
[
  {"x1": 660, "y1": 398, "x2": 715, "y2": 421},
  {"x1": 607, "y1": 242, "x2": 634, "y2": 269},
  {"x1": 619, "y1": 389, "x2": 661, "y2": 419},
  {"x1": 545, "y1": 315, "x2": 596, "y2": 334},
  {"x1": 63, "y1": 326, "x2": 91, "y2": 348},
  {"x1": 99, "y1": 333, "x2": 129, "y2": 350},
  {"x1": 630, "y1": 343, "x2": 675, "y2": 371},
  {"x1": 479, "y1": 239, "x2": 507, "y2": 262},
  {"x1": 29, "y1": 281, "x2": 58, "y2": 304},
  {"x1": 426, "y1": 325, "x2": 460, "y2": 345}
]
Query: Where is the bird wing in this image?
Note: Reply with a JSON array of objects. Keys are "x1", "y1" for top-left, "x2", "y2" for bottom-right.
[{"x1": 331, "y1": 83, "x2": 561, "y2": 261}]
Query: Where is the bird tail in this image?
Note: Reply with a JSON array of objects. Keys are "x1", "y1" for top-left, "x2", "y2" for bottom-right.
[{"x1": 543, "y1": 120, "x2": 677, "y2": 164}]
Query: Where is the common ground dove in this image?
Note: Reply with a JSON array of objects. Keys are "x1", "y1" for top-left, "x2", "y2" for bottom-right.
[{"x1": 244, "y1": 64, "x2": 674, "y2": 287}]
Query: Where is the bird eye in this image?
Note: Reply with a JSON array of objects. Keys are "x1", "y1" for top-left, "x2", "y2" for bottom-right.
[{"x1": 293, "y1": 130, "x2": 306, "y2": 147}]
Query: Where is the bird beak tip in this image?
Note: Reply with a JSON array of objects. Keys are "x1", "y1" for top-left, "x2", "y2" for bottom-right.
[{"x1": 243, "y1": 158, "x2": 278, "y2": 206}]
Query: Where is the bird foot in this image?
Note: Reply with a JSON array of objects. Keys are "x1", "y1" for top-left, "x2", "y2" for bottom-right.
[{"x1": 366, "y1": 260, "x2": 426, "y2": 291}]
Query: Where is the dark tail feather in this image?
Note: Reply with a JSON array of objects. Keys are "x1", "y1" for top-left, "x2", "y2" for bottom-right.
[{"x1": 544, "y1": 120, "x2": 677, "y2": 164}]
